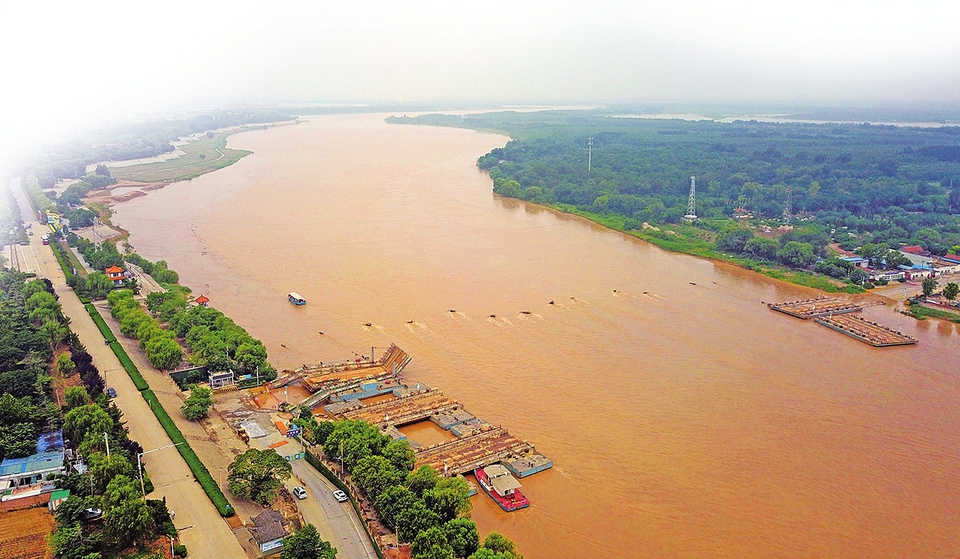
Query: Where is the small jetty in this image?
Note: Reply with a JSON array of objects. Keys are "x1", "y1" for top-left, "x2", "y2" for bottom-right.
[
  {"x1": 768, "y1": 296, "x2": 912, "y2": 347},
  {"x1": 768, "y1": 297, "x2": 863, "y2": 319},
  {"x1": 815, "y1": 314, "x2": 918, "y2": 347}
]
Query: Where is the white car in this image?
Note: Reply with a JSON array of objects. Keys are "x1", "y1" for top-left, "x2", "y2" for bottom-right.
[
  {"x1": 332, "y1": 490, "x2": 348, "y2": 502},
  {"x1": 293, "y1": 486, "x2": 308, "y2": 500}
]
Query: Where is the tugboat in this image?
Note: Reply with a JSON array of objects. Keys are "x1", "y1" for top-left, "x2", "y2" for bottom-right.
[
  {"x1": 288, "y1": 292, "x2": 307, "y2": 306},
  {"x1": 475, "y1": 464, "x2": 529, "y2": 512}
]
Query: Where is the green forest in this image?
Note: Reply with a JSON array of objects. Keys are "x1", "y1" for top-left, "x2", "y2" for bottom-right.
[{"x1": 389, "y1": 111, "x2": 960, "y2": 290}]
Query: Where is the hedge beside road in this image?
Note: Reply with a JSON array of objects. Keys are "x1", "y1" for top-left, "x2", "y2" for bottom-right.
[{"x1": 85, "y1": 304, "x2": 116, "y2": 342}]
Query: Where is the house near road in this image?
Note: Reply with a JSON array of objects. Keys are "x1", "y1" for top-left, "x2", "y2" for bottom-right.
[{"x1": 250, "y1": 509, "x2": 289, "y2": 555}]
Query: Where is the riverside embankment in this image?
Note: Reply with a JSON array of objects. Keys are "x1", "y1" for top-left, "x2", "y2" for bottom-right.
[{"x1": 112, "y1": 113, "x2": 960, "y2": 559}]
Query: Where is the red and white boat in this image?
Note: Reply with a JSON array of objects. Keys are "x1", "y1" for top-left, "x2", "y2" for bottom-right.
[{"x1": 475, "y1": 464, "x2": 530, "y2": 512}]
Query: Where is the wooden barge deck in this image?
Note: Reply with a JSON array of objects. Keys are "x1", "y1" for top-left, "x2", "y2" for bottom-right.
[
  {"x1": 338, "y1": 389, "x2": 459, "y2": 427},
  {"x1": 413, "y1": 426, "x2": 535, "y2": 475},
  {"x1": 814, "y1": 314, "x2": 918, "y2": 347},
  {"x1": 768, "y1": 297, "x2": 863, "y2": 319}
]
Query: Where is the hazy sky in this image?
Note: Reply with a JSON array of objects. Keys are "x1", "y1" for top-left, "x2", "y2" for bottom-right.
[{"x1": 1, "y1": 0, "x2": 958, "y2": 150}]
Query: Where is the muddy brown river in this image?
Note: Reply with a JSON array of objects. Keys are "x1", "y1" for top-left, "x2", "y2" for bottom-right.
[{"x1": 113, "y1": 114, "x2": 960, "y2": 558}]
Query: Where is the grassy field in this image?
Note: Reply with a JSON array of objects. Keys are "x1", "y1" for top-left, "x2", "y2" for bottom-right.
[{"x1": 109, "y1": 132, "x2": 252, "y2": 183}]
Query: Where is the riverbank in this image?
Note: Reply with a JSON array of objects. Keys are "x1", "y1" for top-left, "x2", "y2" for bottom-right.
[{"x1": 539, "y1": 202, "x2": 863, "y2": 294}]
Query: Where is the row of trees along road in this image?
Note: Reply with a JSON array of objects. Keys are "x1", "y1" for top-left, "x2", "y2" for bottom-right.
[{"x1": 0, "y1": 271, "x2": 182, "y2": 558}]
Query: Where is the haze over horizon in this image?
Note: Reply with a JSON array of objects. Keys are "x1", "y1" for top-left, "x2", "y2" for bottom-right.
[{"x1": 1, "y1": 0, "x2": 958, "y2": 156}]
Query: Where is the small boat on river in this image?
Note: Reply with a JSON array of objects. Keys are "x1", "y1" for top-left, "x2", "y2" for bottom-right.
[
  {"x1": 475, "y1": 464, "x2": 529, "y2": 512},
  {"x1": 288, "y1": 292, "x2": 307, "y2": 306}
]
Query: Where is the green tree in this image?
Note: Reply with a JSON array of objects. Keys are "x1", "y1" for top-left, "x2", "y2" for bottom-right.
[
  {"x1": 63, "y1": 385, "x2": 91, "y2": 410},
  {"x1": 54, "y1": 494, "x2": 92, "y2": 525},
  {"x1": 0, "y1": 422, "x2": 38, "y2": 459},
  {"x1": 884, "y1": 250, "x2": 911, "y2": 269},
  {"x1": 280, "y1": 524, "x2": 337, "y2": 559},
  {"x1": 943, "y1": 282, "x2": 959, "y2": 300},
  {"x1": 181, "y1": 386, "x2": 213, "y2": 420},
  {"x1": 715, "y1": 227, "x2": 754, "y2": 254},
  {"x1": 479, "y1": 533, "x2": 522, "y2": 559},
  {"x1": 383, "y1": 440, "x2": 415, "y2": 472},
  {"x1": 776, "y1": 241, "x2": 817, "y2": 268},
  {"x1": 407, "y1": 465, "x2": 440, "y2": 497},
  {"x1": 145, "y1": 336, "x2": 183, "y2": 370},
  {"x1": 63, "y1": 404, "x2": 113, "y2": 450},
  {"x1": 922, "y1": 276, "x2": 937, "y2": 296},
  {"x1": 103, "y1": 475, "x2": 154, "y2": 548},
  {"x1": 395, "y1": 499, "x2": 440, "y2": 543},
  {"x1": 352, "y1": 455, "x2": 404, "y2": 500},
  {"x1": 49, "y1": 521, "x2": 99, "y2": 559},
  {"x1": 849, "y1": 268, "x2": 869, "y2": 286},
  {"x1": 424, "y1": 477, "x2": 472, "y2": 523},
  {"x1": 493, "y1": 179, "x2": 521, "y2": 198},
  {"x1": 85, "y1": 272, "x2": 114, "y2": 298},
  {"x1": 411, "y1": 526, "x2": 455, "y2": 559},
  {"x1": 374, "y1": 485, "x2": 418, "y2": 530},
  {"x1": 227, "y1": 448, "x2": 292, "y2": 505},
  {"x1": 323, "y1": 420, "x2": 389, "y2": 472},
  {"x1": 443, "y1": 518, "x2": 480, "y2": 559},
  {"x1": 88, "y1": 451, "x2": 134, "y2": 494},
  {"x1": 742, "y1": 236, "x2": 779, "y2": 261},
  {"x1": 57, "y1": 353, "x2": 77, "y2": 377}
]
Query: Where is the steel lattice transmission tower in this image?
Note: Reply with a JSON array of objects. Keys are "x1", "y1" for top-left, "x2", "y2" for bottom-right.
[
  {"x1": 783, "y1": 186, "x2": 793, "y2": 224},
  {"x1": 683, "y1": 176, "x2": 697, "y2": 221}
]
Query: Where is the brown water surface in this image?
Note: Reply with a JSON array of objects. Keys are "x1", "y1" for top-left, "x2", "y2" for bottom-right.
[{"x1": 113, "y1": 114, "x2": 960, "y2": 558}]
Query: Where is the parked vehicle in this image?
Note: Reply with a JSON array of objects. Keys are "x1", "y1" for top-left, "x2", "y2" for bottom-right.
[
  {"x1": 106, "y1": 387, "x2": 117, "y2": 398},
  {"x1": 81, "y1": 508, "x2": 102, "y2": 521},
  {"x1": 293, "y1": 486, "x2": 308, "y2": 500}
]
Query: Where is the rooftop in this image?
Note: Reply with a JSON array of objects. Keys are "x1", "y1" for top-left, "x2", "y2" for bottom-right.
[
  {"x1": 0, "y1": 431, "x2": 65, "y2": 480},
  {"x1": 250, "y1": 509, "x2": 287, "y2": 543}
]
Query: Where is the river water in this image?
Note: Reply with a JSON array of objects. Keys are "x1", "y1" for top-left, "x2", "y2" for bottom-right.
[{"x1": 112, "y1": 114, "x2": 960, "y2": 558}]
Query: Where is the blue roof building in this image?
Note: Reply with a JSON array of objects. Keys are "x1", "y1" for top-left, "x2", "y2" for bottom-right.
[{"x1": 0, "y1": 431, "x2": 66, "y2": 489}]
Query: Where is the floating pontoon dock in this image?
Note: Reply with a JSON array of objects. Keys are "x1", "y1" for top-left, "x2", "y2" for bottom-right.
[{"x1": 814, "y1": 314, "x2": 918, "y2": 347}]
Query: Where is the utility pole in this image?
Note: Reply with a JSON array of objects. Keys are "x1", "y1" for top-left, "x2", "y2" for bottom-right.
[
  {"x1": 138, "y1": 442, "x2": 185, "y2": 497},
  {"x1": 104, "y1": 433, "x2": 110, "y2": 457}
]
